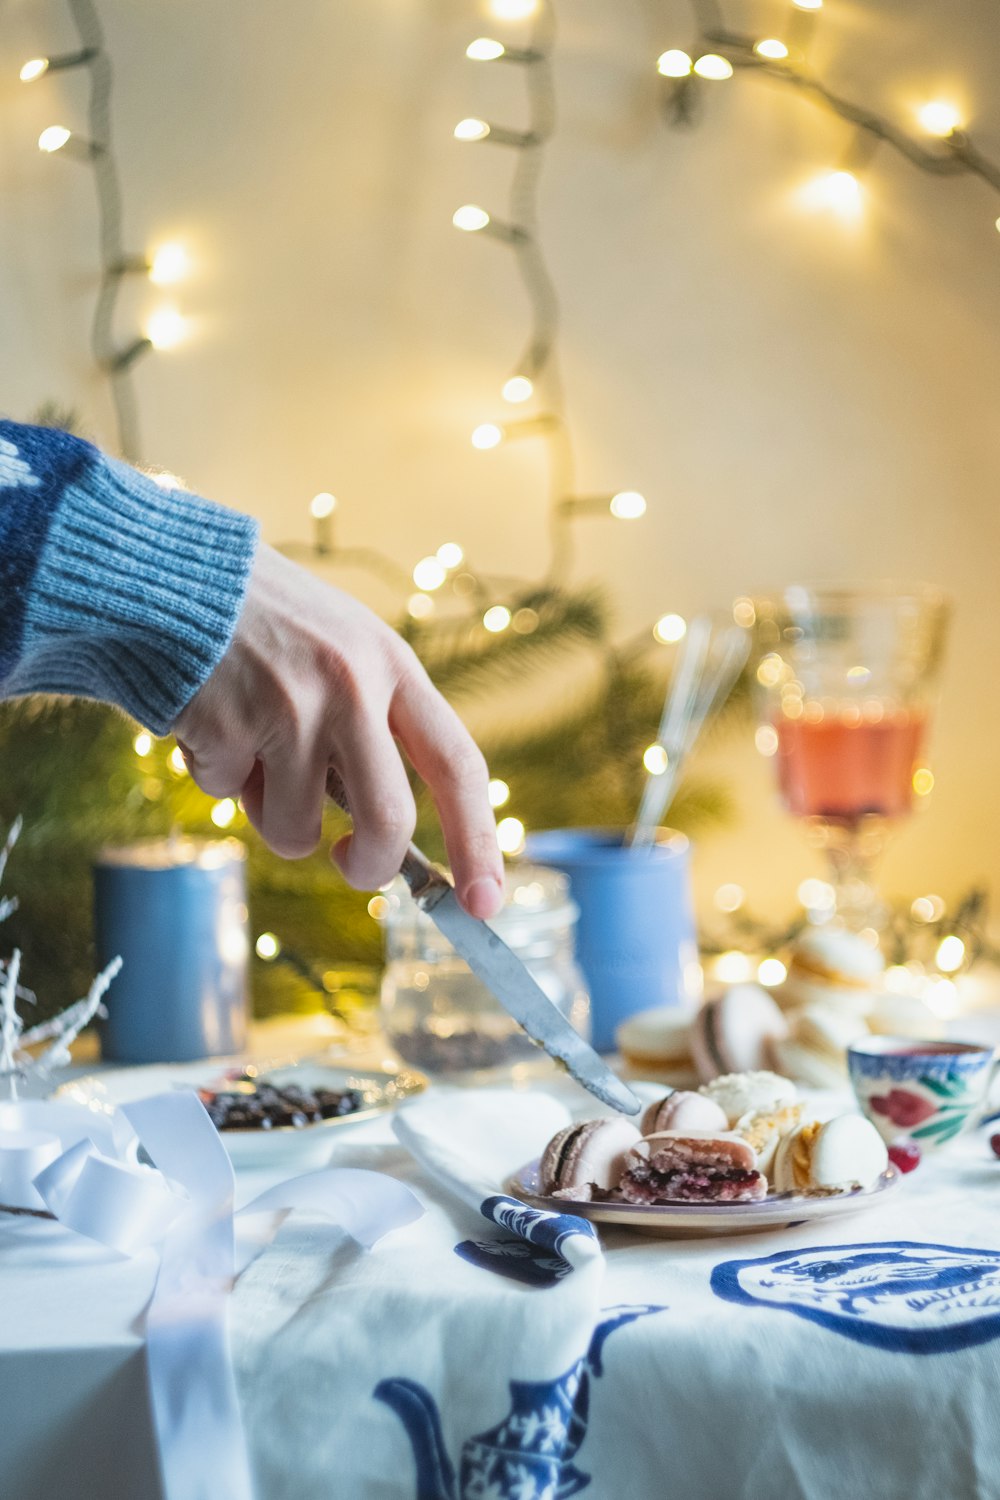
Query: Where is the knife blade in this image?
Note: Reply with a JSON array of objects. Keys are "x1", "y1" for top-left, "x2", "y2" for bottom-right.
[{"x1": 326, "y1": 771, "x2": 640, "y2": 1115}]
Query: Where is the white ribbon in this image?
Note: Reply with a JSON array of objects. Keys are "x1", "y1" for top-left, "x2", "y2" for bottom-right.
[{"x1": 0, "y1": 1090, "x2": 424, "y2": 1500}]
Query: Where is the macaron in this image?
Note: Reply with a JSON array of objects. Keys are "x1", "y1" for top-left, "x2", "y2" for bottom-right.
[
  {"x1": 780, "y1": 928, "x2": 884, "y2": 1017},
  {"x1": 699, "y1": 1070, "x2": 799, "y2": 1127},
  {"x1": 734, "y1": 1103, "x2": 803, "y2": 1175},
  {"x1": 640, "y1": 1090, "x2": 729, "y2": 1137},
  {"x1": 773, "y1": 1040, "x2": 844, "y2": 1090},
  {"x1": 690, "y1": 986, "x2": 789, "y2": 1084},
  {"x1": 620, "y1": 1130, "x2": 767, "y2": 1204},
  {"x1": 772, "y1": 1113, "x2": 889, "y2": 1194},
  {"x1": 538, "y1": 1117, "x2": 642, "y2": 1199},
  {"x1": 773, "y1": 1004, "x2": 871, "y2": 1088},
  {"x1": 617, "y1": 1007, "x2": 697, "y2": 1085},
  {"x1": 867, "y1": 991, "x2": 946, "y2": 1041}
]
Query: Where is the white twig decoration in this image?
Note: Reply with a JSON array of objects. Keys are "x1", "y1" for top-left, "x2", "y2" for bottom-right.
[
  {"x1": 25, "y1": 956, "x2": 123, "y2": 1072},
  {"x1": 0, "y1": 817, "x2": 22, "y2": 926},
  {"x1": 0, "y1": 950, "x2": 25, "y2": 1098},
  {"x1": 0, "y1": 818, "x2": 122, "y2": 1094}
]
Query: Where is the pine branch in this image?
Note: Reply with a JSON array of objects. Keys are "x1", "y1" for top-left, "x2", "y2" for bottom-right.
[{"x1": 412, "y1": 587, "x2": 607, "y2": 696}]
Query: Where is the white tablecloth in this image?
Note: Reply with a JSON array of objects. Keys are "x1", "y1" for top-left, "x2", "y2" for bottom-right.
[{"x1": 4, "y1": 1016, "x2": 1000, "y2": 1500}]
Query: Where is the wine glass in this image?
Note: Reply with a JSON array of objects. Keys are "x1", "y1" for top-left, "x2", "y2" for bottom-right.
[{"x1": 745, "y1": 584, "x2": 950, "y2": 929}]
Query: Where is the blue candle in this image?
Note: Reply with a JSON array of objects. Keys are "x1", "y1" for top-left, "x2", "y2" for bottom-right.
[{"x1": 94, "y1": 837, "x2": 249, "y2": 1063}]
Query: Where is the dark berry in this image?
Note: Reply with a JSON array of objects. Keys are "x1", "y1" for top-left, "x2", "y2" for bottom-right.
[
  {"x1": 990, "y1": 1133, "x2": 1000, "y2": 1160},
  {"x1": 888, "y1": 1143, "x2": 922, "y2": 1174}
]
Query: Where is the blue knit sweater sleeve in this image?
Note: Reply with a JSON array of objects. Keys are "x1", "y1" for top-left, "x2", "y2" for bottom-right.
[{"x1": 0, "y1": 420, "x2": 260, "y2": 734}]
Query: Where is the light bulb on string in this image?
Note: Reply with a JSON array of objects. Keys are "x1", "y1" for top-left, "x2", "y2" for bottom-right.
[
  {"x1": 643, "y1": 744, "x2": 669, "y2": 775},
  {"x1": 145, "y1": 306, "x2": 186, "y2": 350},
  {"x1": 918, "y1": 101, "x2": 962, "y2": 138},
  {"x1": 38, "y1": 125, "x2": 72, "y2": 153},
  {"x1": 436, "y1": 542, "x2": 463, "y2": 569},
  {"x1": 693, "y1": 55, "x2": 733, "y2": 81},
  {"x1": 935, "y1": 934, "x2": 965, "y2": 973},
  {"x1": 466, "y1": 38, "x2": 506, "y2": 61},
  {"x1": 483, "y1": 605, "x2": 512, "y2": 633},
  {"x1": 754, "y1": 39, "x2": 789, "y2": 60},
  {"x1": 502, "y1": 375, "x2": 533, "y2": 403},
  {"x1": 412, "y1": 556, "x2": 447, "y2": 591},
  {"x1": 408, "y1": 593, "x2": 434, "y2": 620},
  {"x1": 309, "y1": 492, "x2": 336, "y2": 519},
  {"x1": 168, "y1": 745, "x2": 188, "y2": 776},
  {"x1": 609, "y1": 491, "x2": 646, "y2": 519},
  {"x1": 758, "y1": 958, "x2": 787, "y2": 987},
  {"x1": 657, "y1": 51, "x2": 692, "y2": 78},
  {"x1": 454, "y1": 118, "x2": 491, "y2": 142},
  {"x1": 472, "y1": 423, "x2": 504, "y2": 450},
  {"x1": 792, "y1": 0, "x2": 822, "y2": 9},
  {"x1": 133, "y1": 732, "x2": 153, "y2": 758},
  {"x1": 148, "y1": 243, "x2": 189, "y2": 286},
  {"x1": 255, "y1": 932, "x2": 280, "y2": 961},
  {"x1": 714, "y1": 883, "x2": 745, "y2": 913},
  {"x1": 453, "y1": 204, "x2": 491, "y2": 233},
  {"x1": 800, "y1": 169, "x2": 863, "y2": 220},
  {"x1": 309, "y1": 492, "x2": 336, "y2": 551},
  {"x1": 653, "y1": 613, "x2": 687, "y2": 644},
  {"x1": 149, "y1": 470, "x2": 185, "y2": 491},
  {"x1": 496, "y1": 817, "x2": 526, "y2": 855},
  {"x1": 211, "y1": 798, "x2": 237, "y2": 829},
  {"x1": 20, "y1": 47, "x2": 96, "y2": 82},
  {"x1": 489, "y1": 0, "x2": 538, "y2": 18},
  {"x1": 488, "y1": 779, "x2": 511, "y2": 809},
  {"x1": 714, "y1": 950, "x2": 753, "y2": 983}
]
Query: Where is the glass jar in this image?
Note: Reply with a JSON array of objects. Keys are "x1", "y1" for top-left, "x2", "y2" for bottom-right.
[{"x1": 378, "y1": 865, "x2": 590, "y2": 1081}]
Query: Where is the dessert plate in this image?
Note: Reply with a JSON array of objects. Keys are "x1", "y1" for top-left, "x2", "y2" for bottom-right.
[
  {"x1": 57, "y1": 1058, "x2": 425, "y2": 1169},
  {"x1": 506, "y1": 1157, "x2": 900, "y2": 1237}
]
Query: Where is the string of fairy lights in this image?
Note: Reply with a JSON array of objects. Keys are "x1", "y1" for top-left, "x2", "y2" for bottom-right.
[
  {"x1": 658, "y1": 0, "x2": 1000, "y2": 229},
  {"x1": 18, "y1": 0, "x2": 189, "y2": 462},
  {"x1": 281, "y1": 0, "x2": 677, "y2": 875},
  {"x1": 16, "y1": 1, "x2": 999, "y2": 1002}
]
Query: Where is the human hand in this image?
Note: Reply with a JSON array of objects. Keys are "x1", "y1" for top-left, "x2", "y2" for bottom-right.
[{"x1": 173, "y1": 543, "x2": 504, "y2": 918}]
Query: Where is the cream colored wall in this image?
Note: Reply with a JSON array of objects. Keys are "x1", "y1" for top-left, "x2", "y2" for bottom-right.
[{"x1": 1, "y1": 0, "x2": 998, "y2": 921}]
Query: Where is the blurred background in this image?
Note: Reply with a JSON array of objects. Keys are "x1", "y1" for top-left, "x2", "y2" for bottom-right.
[{"x1": 1, "y1": 0, "x2": 998, "y2": 1012}]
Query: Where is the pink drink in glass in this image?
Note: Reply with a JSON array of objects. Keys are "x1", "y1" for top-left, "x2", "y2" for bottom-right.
[{"x1": 775, "y1": 710, "x2": 926, "y2": 823}]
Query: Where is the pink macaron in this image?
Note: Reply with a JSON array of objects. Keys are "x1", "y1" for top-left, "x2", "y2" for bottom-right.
[
  {"x1": 538, "y1": 1117, "x2": 642, "y2": 1199},
  {"x1": 620, "y1": 1131, "x2": 767, "y2": 1204},
  {"x1": 640, "y1": 1090, "x2": 729, "y2": 1136},
  {"x1": 691, "y1": 984, "x2": 788, "y2": 1084}
]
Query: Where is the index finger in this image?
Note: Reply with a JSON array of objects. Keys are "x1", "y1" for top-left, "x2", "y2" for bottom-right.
[{"x1": 390, "y1": 669, "x2": 504, "y2": 920}]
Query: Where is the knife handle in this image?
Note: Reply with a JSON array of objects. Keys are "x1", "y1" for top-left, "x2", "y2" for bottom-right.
[{"x1": 324, "y1": 768, "x2": 453, "y2": 911}]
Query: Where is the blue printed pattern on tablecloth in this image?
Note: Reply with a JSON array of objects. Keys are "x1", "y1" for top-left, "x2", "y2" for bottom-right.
[
  {"x1": 375, "y1": 1305, "x2": 665, "y2": 1499},
  {"x1": 712, "y1": 1241, "x2": 1000, "y2": 1354}
]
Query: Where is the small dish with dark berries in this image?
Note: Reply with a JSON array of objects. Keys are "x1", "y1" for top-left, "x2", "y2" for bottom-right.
[{"x1": 58, "y1": 1059, "x2": 426, "y2": 1168}]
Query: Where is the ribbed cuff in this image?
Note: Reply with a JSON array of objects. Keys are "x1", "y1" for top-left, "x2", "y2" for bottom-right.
[{"x1": 6, "y1": 456, "x2": 260, "y2": 733}]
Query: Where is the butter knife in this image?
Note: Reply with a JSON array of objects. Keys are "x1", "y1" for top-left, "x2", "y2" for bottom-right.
[{"x1": 326, "y1": 771, "x2": 640, "y2": 1115}]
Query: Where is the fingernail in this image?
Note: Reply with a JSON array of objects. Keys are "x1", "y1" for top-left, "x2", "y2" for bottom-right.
[{"x1": 464, "y1": 877, "x2": 504, "y2": 919}]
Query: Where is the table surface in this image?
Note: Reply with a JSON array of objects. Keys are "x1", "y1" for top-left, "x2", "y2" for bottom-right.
[{"x1": 4, "y1": 1010, "x2": 1000, "y2": 1500}]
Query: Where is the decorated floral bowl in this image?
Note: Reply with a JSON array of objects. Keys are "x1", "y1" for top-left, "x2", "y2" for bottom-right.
[{"x1": 848, "y1": 1036, "x2": 998, "y2": 1149}]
